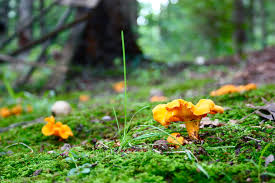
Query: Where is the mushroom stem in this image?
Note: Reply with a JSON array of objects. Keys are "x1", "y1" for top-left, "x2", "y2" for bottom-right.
[{"x1": 185, "y1": 119, "x2": 201, "y2": 140}]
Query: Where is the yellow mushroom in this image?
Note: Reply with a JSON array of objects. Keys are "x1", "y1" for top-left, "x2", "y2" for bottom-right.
[
  {"x1": 211, "y1": 83, "x2": 257, "y2": 96},
  {"x1": 167, "y1": 133, "x2": 185, "y2": 148},
  {"x1": 152, "y1": 99, "x2": 224, "y2": 140}
]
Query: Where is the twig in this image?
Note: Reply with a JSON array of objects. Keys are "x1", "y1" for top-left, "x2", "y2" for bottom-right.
[
  {"x1": 152, "y1": 149, "x2": 161, "y2": 154},
  {"x1": 0, "y1": 0, "x2": 58, "y2": 50},
  {"x1": 16, "y1": 8, "x2": 73, "y2": 86},
  {"x1": 10, "y1": 13, "x2": 92, "y2": 56},
  {"x1": 245, "y1": 136, "x2": 261, "y2": 142},
  {"x1": 0, "y1": 117, "x2": 43, "y2": 133},
  {"x1": 5, "y1": 142, "x2": 34, "y2": 153},
  {"x1": 0, "y1": 54, "x2": 56, "y2": 68},
  {"x1": 238, "y1": 110, "x2": 257, "y2": 123}
]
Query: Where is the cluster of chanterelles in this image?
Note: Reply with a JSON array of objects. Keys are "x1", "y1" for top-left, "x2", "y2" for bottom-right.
[{"x1": 152, "y1": 99, "x2": 224, "y2": 147}]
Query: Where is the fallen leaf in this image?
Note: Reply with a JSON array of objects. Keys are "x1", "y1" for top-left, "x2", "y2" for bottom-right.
[
  {"x1": 200, "y1": 117, "x2": 223, "y2": 128},
  {"x1": 60, "y1": 143, "x2": 71, "y2": 151},
  {"x1": 33, "y1": 169, "x2": 42, "y2": 176},
  {"x1": 228, "y1": 119, "x2": 238, "y2": 125},
  {"x1": 247, "y1": 103, "x2": 275, "y2": 121},
  {"x1": 153, "y1": 140, "x2": 169, "y2": 151},
  {"x1": 266, "y1": 124, "x2": 274, "y2": 129},
  {"x1": 265, "y1": 154, "x2": 274, "y2": 167}
]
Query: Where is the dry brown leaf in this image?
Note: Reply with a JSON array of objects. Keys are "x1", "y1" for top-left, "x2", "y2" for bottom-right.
[
  {"x1": 200, "y1": 117, "x2": 223, "y2": 128},
  {"x1": 247, "y1": 102, "x2": 275, "y2": 121},
  {"x1": 265, "y1": 154, "x2": 274, "y2": 167}
]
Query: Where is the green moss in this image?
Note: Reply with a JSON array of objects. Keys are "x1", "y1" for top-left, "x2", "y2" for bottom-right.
[{"x1": 0, "y1": 70, "x2": 274, "y2": 182}]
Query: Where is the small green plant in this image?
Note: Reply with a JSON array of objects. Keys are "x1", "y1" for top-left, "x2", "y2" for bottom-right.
[{"x1": 65, "y1": 148, "x2": 94, "y2": 176}]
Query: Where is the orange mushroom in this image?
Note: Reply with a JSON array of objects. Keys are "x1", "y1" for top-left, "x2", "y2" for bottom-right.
[
  {"x1": 26, "y1": 105, "x2": 33, "y2": 113},
  {"x1": 0, "y1": 107, "x2": 11, "y2": 118},
  {"x1": 11, "y1": 105, "x2": 23, "y2": 116},
  {"x1": 42, "y1": 116, "x2": 73, "y2": 139},
  {"x1": 211, "y1": 83, "x2": 257, "y2": 96},
  {"x1": 113, "y1": 81, "x2": 125, "y2": 93},
  {"x1": 79, "y1": 95, "x2": 90, "y2": 102},
  {"x1": 152, "y1": 99, "x2": 224, "y2": 140},
  {"x1": 42, "y1": 116, "x2": 56, "y2": 136},
  {"x1": 167, "y1": 133, "x2": 185, "y2": 148},
  {"x1": 150, "y1": 96, "x2": 168, "y2": 102}
]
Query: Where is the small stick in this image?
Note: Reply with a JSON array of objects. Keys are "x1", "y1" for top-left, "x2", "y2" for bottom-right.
[
  {"x1": 245, "y1": 136, "x2": 261, "y2": 142},
  {"x1": 0, "y1": 54, "x2": 57, "y2": 69},
  {"x1": 5, "y1": 142, "x2": 34, "y2": 153},
  {"x1": 10, "y1": 13, "x2": 91, "y2": 56},
  {"x1": 0, "y1": 0, "x2": 58, "y2": 50},
  {"x1": 0, "y1": 117, "x2": 43, "y2": 133}
]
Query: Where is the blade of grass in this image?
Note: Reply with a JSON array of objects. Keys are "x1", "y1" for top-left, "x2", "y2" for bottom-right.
[
  {"x1": 121, "y1": 30, "x2": 127, "y2": 138},
  {"x1": 3, "y1": 78, "x2": 15, "y2": 99},
  {"x1": 258, "y1": 143, "x2": 271, "y2": 183},
  {"x1": 112, "y1": 107, "x2": 120, "y2": 138},
  {"x1": 195, "y1": 163, "x2": 210, "y2": 179}
]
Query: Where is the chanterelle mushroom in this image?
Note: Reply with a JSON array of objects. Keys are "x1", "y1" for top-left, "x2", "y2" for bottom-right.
[
  {"x1": 167, "y1": 133, "x2": 185, "y2": 148},
  {"x1": 152, "y1": 99, "x2": 224, "y2": 140},
  {"x1": 210, "y1": 83, "x2": 257, "y2": 96}
]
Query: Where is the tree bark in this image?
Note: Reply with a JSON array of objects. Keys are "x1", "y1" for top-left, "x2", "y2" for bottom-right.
[
  {"x1": 247, "y1": 0, "x2": 255, "y2": 44},
  {"x1": 234, "y1": 0, "x2": 246, "y2": 55},
  {"x1": 45, "y1": 8, "x2": 88, "y2": 90},
  {"x1": 72, "y1": 0, "x2": 142, "y2": 67},
  {"x1": 259, "y1": 0, "x2": 267, "y2": 48},
  {"x1": 18, "y1": 0, "x2": 34, "y2": 48},
  {"x1": 0, "y1": 0, "x2": 9, "y2": 38}
]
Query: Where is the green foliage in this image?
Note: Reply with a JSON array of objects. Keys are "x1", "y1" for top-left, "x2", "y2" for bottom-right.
[{"x1": 138, "y1": 0, "x2": 275, "y2": 62}]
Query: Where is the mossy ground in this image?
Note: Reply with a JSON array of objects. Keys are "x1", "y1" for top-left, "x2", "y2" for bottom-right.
[{"x1": 0, "y1": 67, "x2": 274, "y2": 183}]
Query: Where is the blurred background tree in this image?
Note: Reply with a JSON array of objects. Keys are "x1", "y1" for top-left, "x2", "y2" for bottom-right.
[
  {"x1": 138, "y1": 0, "x2": 275, "y2": 62},
  {"x1": 0, "y1": 0, "x2": 275, "y2": 89}
]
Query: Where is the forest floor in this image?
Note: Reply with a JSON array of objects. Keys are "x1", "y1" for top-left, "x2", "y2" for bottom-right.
[{"x1": 0, "y1": 63, "x2": 274, "y2": 183}]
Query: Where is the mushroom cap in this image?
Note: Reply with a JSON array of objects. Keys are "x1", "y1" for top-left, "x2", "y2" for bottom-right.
[
  {"x1": 152, "y1": 99, "x2": 224, "y2": 127},
  {"x1": 167, "y1": 133, "x2": 184, "y2": 147},
  {"x1": 0, "y1": 107, "x2": 11, "y2": 118},
  {"x1": 51, "y1": 101, "x2": 72, "y2": 116},
  {"x1": 113, "y1": 81, "x2": 125, "y2": 93},
  {"x1": 210, "y1": 85, "x2": 239, "y2": 96},
  {"x1": 211, "y1": 83, "x2": 257, "y2": 96},
  {"x1": 11, "y1": 105, "x2": 23, "y2": 115},
  {"x1": 150, "y1": 96, "x2": 168, "y2": 102},
  {"x1": 42, "y1": 116, "x2": 73, "y2": 139},
  {"x1": 79, "y1": 95, "x2": 90, "y2": 102}
]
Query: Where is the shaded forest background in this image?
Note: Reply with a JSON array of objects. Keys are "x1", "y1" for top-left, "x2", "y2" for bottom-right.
[{"x1": 0, "y1": 0, "x2": 274, "y2": 90}]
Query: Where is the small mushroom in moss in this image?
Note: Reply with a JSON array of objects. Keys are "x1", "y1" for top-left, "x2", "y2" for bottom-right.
[
  {"x1": 150, "y1": 96, "x2": 168, "y2": 102},
  {"x1": 79, "y1": 95, "x2": 90, "y2": 102},
  {"x1": 211, "y1": 83, "x2": 257, "y2": 96},
  {"x1": 51, "y1": 101, "x2": 72, "y2": 116},
  {"x1": 11, "y1": 105, "x2": 23, "y2": 116},
  {"x1": 113, "y1": 81, "x2": 125, "y2": 93},
  {"x1": 152, "y1": 99, "x2": 224, "y2": 140},
  {"x1": 0, "y1": 107, "x2": 11, "y2": 118},
  {"x1": 167, "y1": 133, "x2": 185, "y2": 148},
  {"x1": 42, "y1": 116, "x2": 73, "y2": 139}
]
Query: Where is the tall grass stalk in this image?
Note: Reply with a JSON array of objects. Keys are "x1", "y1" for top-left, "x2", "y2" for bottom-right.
[
  {"x1": 3, "y1": 78, "x2": 15, "y2": 99},
  {"x1": 121, "y1": 30, "x2": 127, "y2": 139}
]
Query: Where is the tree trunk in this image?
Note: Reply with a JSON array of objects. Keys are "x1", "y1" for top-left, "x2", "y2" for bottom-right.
[
  {"x1": 72, "y1": 0, "x2": 142, "y2": 67},
  {"x1": 234, "y1": 0, "x2": 246, "y2": 55},
  {"x1": 259, "y1": 0, "x2": 267, "y2": 48},
  {"x1": 0, "y1": 0, "x2": 9, "y2": 38},
  {"x1": 18, "y1": 0, "x2": 34, "y2": 48},
  {"x1": 45, "y1": 8, "x2": 88, "y2": 90},
  {"x1": 247, "y1": 0, "x2": 255, "y2": 44}
]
